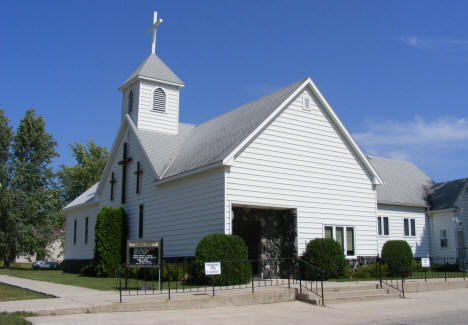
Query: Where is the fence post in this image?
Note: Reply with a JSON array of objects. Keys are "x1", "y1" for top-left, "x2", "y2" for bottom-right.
[
  {"x1": 379, "y1": 258, "x2": 382, "y2": 289},
  {"x1": 444, "y1": 257, "x2": 447, "y2": 282},
  {"x1": 251, "y1": 265, "x2": 254, "y2": 293},
  {"x1": 424, "y1": 269, "x2": 427, "y2": 283},
  {"x1": 401, "y1": 277, "x2": 405, "y2": 298},
  {"x1": 119, "y1": 265, "x2": 122, "y2": 303},
  {"x1": 321, "y1": 272, "x2": 325, "y2": 306},
  {"x1": 168, "y1": 279, "x2": 171, "y2": 300}
]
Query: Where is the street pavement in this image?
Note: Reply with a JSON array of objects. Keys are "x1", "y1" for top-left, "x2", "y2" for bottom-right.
[{"x1": 28, "y1": 287, "x2": 468, "y2": 325}]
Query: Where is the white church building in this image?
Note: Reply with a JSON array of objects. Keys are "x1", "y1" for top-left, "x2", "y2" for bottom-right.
[{"x1": 63, "y1": 12, "x2": 468, "y2": 268}]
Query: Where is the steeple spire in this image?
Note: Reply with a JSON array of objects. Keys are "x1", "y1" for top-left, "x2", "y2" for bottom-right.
[{"x1": 147, "y1": 11, "x2": 163, "y2": 54}]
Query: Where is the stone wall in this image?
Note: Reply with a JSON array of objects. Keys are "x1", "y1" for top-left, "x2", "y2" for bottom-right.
[{"x1": 232, "y1": 207, "x2": 297, "y2": 278}]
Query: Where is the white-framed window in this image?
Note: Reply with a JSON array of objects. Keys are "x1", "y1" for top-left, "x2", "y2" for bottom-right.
[
  {"x1": 138, "y1": 205, "x2": 144, "y2": 239},
  {"x1": 302, "y1": 94, "x2": 311, "y2": 110},
  {"x1": 378, "y1": 217, "x2": 389, "y2": 236},
  {"x1": 153, "y1": 88, "x2": 166, "y2": 112},
  {"x1": 404, "y1": 218, "x2": 416, "y2": 237},
  {"x1": 324, "y1": 225, "x2": 355, "y2": 256},
  {"x1": 440, "y1": 229, "x2": 448, "y2": 248},
  {"x1": 84, "y1": 217, "x2": 89, "y2": 244},
  {"x1": 128, "y1": 89, "x2": 134, "y2": 113},
  {"x1": 73, "y1": 219, "x2": 77, "y2": 245}
]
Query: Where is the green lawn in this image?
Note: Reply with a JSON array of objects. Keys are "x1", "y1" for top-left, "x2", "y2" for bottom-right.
[
  {"x1": 0, "y1": 266, "x2": 195, "y2": 291},
  {"x1": 0, "y1": 282, "x2": 50, "y2": 302},
  {"x1": 0, "y1": 312, "x2": 35, "y2": 325},
  {"x1": 0, "y1": 267, "x2": 120, "y2": 291}
]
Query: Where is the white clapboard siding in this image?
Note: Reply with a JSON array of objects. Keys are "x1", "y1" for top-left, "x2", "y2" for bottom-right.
[
  {"x1": 429, "y1": 211, "x2": 457, "y2": 258},
  {"x1": 136, "y1": 81, "x2": 179, "y2": 134},
  {"x1": 377, "y1": 204, "x2": 431, "y2": 257},
  {"x1": 455, "y1": 185, "x2": 468, "y2": 253},
  {"x1": 122, "y1": 86, "x2": 139, "y2": 124},
  {"x1": 97, "y1": 125, "x2": 225, "y2": 258},
  {"x1": 64, "y1": 204, "x2": 99, "y2": 260},
  {"x1": 226, "y1": 89, "x2": 378, "y2": 256}
]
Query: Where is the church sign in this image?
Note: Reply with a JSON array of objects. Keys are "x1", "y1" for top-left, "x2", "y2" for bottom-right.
[{"x1": 127, "y1": 239, "x2": 162, "y2": 267}]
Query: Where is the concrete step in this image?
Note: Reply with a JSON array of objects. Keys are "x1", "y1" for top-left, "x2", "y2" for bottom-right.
[
  {"x1": 323, "y1": 283, "x2": 380, "y2": 292},
  {"x1": 324, "y1": 291, "x2": 400, "y2": 305},
  {"x1": 324, "y1": 288, "x2": 395, "y2": 299}
]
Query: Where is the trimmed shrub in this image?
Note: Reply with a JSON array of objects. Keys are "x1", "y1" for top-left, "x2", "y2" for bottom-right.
[
  {"x1": 381, "y1": 240, "x2": 413, "y2": 276},
  {"x1": 189, "y1": 234, "x2": 251, "y2": 285},
  {"x1": 351, "y1": 262, "x2": 388, "y2": 279},
  {"x1": 93, "y1": 206, "x2": 127, "y2": 277},
  {"x1": 303, "y1": 238, "x2": 347, "y2": 280}
]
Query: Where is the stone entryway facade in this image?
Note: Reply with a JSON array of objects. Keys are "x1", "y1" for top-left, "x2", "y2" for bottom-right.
[{"x1": 232, "y1": 207, "x2": 297, "y2": 278}]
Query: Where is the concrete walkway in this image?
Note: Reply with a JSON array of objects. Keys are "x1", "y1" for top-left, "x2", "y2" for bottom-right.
[{"x1": 27, "y1": 288, "x2": 468, "y2": 325}]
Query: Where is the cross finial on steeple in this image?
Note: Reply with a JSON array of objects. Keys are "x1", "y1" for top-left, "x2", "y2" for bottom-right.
[{"x1": 147, "y1": 11, "x2": 163, "y2": 54}]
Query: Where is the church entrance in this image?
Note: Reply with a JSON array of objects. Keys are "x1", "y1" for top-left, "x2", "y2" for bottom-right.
[{"x1": 232, "y1": 206, "x2": 297, "y2": 278}]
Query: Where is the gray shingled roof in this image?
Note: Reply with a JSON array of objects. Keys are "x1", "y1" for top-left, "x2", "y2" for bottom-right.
[
  {"x1": 428, "y1": 178, "x2": 468, "y2": 211},
  {"x1": 121, "y1": 54, "x2": 184, "y2": 88},
  {"x1": 63, "y1": 182, "x2": 99, "y2": 210},
  {"x1": 368, "y1": 156, "x2": 433, "y2": 207},
  {"x1": 160, "y1": 78, "x2": 306, "y2": 179},
  {"x1": 135, "y1": 123, "x2": 195, "y2": 178}
]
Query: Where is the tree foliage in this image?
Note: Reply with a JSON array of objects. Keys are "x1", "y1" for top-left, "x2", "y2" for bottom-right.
[
  {"x1": 93, "y1": 206, "x2": 127, "y2": 277},
  {"x1": 0, "y1": 109, "x2": 63, "y2": 268},
  {"x1": 303, "y1": 238, "x2": 347, "y2": 280},
  {"x1": 189, "y1": 234, "x2": 251, "y2": 285},
  {"x1": 381, "y1": 240, "x2": 414, "y2": 276},
  {"x1": 57, "y1": 139, "x2": 108, "y2": 203}
]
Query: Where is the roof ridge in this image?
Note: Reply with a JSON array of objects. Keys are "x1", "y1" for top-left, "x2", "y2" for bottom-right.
[{"x1": 194, "y1": 78, "x2": 307, "y2": 128}]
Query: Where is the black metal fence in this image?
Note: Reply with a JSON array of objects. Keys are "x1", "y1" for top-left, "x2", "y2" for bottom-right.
[
  {"x1": 378, "y1": 256, "x2": 467, "y2": 297},
  {"x1": 117, "y1": 257, "x2": 325, "y2": 305}
]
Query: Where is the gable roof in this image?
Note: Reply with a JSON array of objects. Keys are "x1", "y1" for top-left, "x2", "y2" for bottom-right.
[
  {"x1": 63, "y1": 182, "x2": 99, "y2": 211},
  {"x1": 368, "y1": 156, "x2": 433, "y2": 207},
  {"x1": 428, "y1": 178, "x2": 468, "y2": 211},
  {"x1": 120, "y1": 54, "x2": 184, "y2": 89},
  {"x1": 160, "y1": 78, "x2": 307, "y2": 179}
]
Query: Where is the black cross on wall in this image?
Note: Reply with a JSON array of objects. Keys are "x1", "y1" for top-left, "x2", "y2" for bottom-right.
[
  {"x1": 109, "y1": 172, "x2": 116, "y2": 201},
  {"x1": 135, "y1": 161, "x2": 143, "y2": 194},
  {"x1": 118, "y1": 143, "x2": 132, "y2": 204}
]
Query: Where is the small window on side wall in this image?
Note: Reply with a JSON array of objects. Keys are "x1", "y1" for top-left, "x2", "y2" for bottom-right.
[
  {"x1": 302, "y1": 94, "x2": 311, "y2": 110},
  {"x1": 440, "y1": 230, "x2": 448, "y2": 248},
  {"x1": 138, "y1": 205, "x2": 144, "y2": 239},
  {"x1": 128, "y1": 89, "x2": 134, "y2": 113},
  {"x1": 153, "y1": 88, "x2": 166, "y2": 112}
]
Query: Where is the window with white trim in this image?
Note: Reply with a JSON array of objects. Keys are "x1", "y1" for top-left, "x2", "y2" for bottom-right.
[
  {"x1": 404, "y1": 218, "x2": 416, "y2": 237},
  {"x1": 378, "y1": 217, "x2": 389, "y2": 236},
  {"x1": 324, "y1": 225, "x2": 355, "y2": 256},
  {"x1": 128, "y1": 89, "x2": 134, "y2": 113},
  {"x1": 440, "y1": 229, "x2": 448, "y2": 248},
  {"x1": 73, "y1": 219, "x2": 77, "y2": 245},
  {"x1": 138, "y1": 205, "x2": 144, "y2": 239},
  {"x1": 302, "y1": 94, "x2": 311, "y2": 110},
  {"x1": 84, "y1": 217, "x2": 89, "y2": 244},
  {"x1": 153, "y1": 88, "x2": 166, "y2": 112}
]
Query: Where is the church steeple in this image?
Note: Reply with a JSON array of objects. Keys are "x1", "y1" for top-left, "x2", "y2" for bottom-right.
[{"x1": 119, "y1": 11, "x2": 184, "y2": 135}]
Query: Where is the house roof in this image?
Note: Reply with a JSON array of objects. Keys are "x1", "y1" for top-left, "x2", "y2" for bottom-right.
[
  {"x1": 63, "y1": 182, "x2": 99, "y2": 211},
  {"x1": 120, "y1": 54, "x2": 184, "y2": 89},
  {"x1": 368, "y1": 156, "x2": 433, "y2": 207},
  {"x1": 160, "y1": 78, "x2": 307, "y2": 179},
  {"x1": 428, "y1": 178, "x2": 468, "y2": 211}
]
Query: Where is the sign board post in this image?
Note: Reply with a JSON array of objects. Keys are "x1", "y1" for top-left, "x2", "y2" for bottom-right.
[
  {"x1": 204, "y1": 262, "x2": 221, "y2": 296},
  {"x1": 421, "y1": 257, "x2": 430, "y2": 282},
  {"x1": 127, "y1": 238, "x2": 163, "y2": 290}
]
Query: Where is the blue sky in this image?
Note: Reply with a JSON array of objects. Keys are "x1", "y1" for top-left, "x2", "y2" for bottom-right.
[{"x1": 2, "y1": 1, "x2": 467, "y2": 182}]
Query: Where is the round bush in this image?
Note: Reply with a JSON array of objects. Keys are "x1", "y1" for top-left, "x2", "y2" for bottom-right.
[
  {"x1": 303, "y1": 238, "x2": 347, "y2": 280},
  {"x1": 381, "y1": 240, "x2": 413, "y2": 276},
  {"x1": 189, "y1": 234, "x2": 251, "y2": 285},
  {"x1": 93, "y1": 206, "x2": 127, "y2": 277}
]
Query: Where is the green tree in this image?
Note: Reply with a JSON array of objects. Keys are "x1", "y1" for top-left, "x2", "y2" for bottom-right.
[
  {"x1": 0, "y1": 109, "x2": 13, "y2": 267},
  {"x1": 8, "y1": 109, "x2": 63, "y2": 266},
  {"x1": 58, "y1": 139, "x2": 108, "y2": 203}
]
